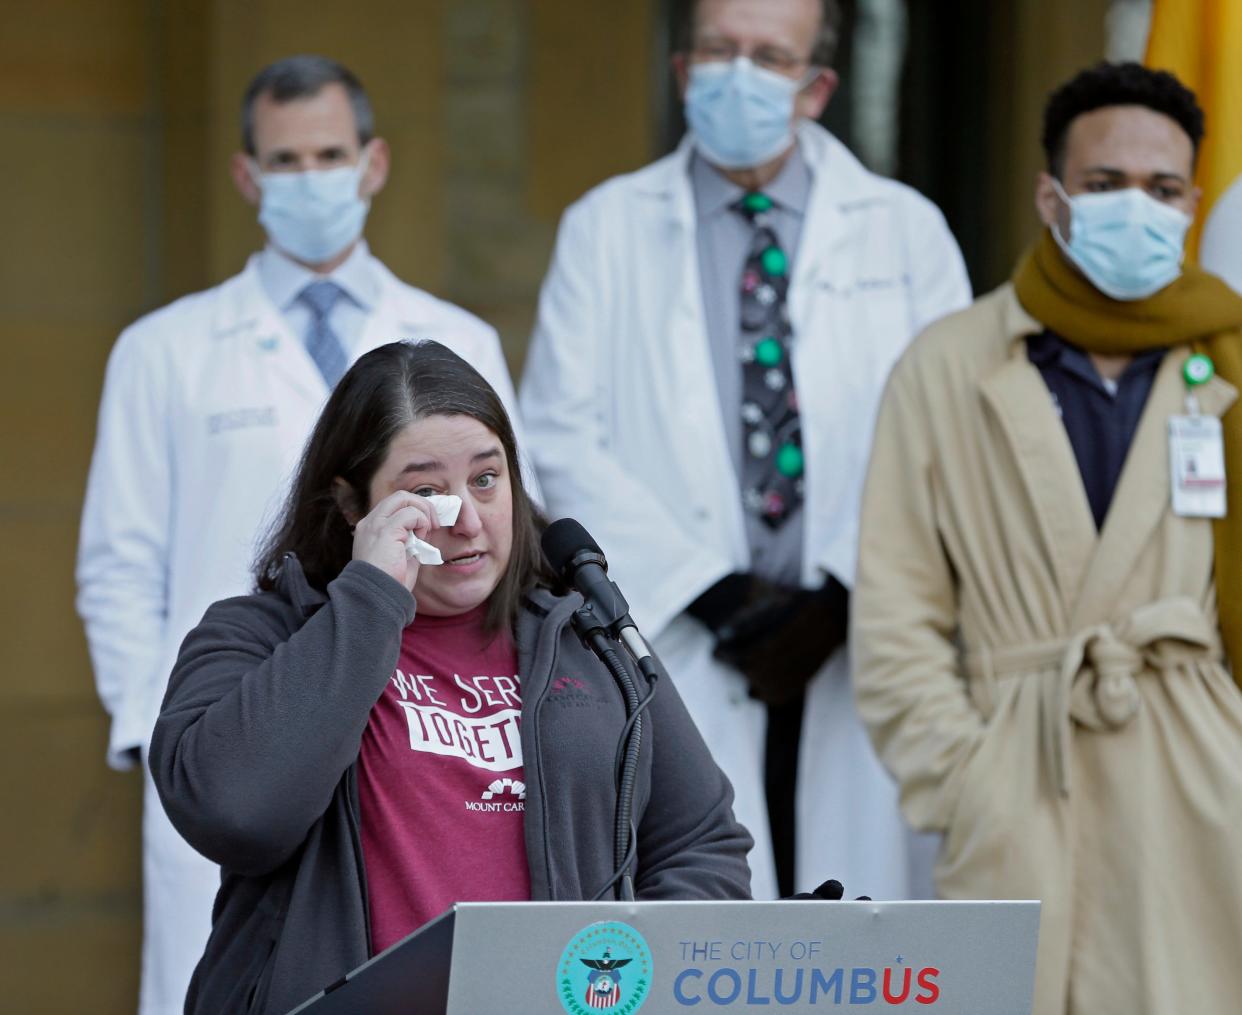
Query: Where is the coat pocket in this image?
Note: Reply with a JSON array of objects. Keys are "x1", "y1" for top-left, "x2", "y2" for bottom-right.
[
  {"x1": 934, "y1": 712, "x2": 1014, "y2": 892},
  {"x1": 933, "y1": 675, "x2": 1050, "y2": 898}
]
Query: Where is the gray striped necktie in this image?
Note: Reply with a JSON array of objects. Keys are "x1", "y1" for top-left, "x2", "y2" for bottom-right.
[{"x1": 299, "y1": 280, "x2": 348, "y2": 388}]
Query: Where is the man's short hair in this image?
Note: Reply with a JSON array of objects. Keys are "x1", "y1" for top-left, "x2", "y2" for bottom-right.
[
  {"x1": 241, "y1": 54, "x2": 375, "y2": 155},
  {"x1": 1041, "y1": 61, "x2": 1205, "y2": 178},
  {"x1": 681, "y1": 0, "x2": 844, "y2": 68}
]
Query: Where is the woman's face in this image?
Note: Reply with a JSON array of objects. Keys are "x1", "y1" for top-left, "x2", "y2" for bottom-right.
[{"x1": 367, "y1": 414, "x2": 514, "y2": 616}]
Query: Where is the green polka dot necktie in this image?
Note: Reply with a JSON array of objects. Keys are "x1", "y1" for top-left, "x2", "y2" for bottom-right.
[{"x1": 735, "y1": 191, "x2": 803, "y2": 527}]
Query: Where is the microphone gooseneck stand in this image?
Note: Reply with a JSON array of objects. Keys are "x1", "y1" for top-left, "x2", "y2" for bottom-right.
[
  {"x1": 541, "y1": 519, "x2": 661, "y2": 903},
  {"x1": 570, "y1": 602, "x2": 652, "y2": 902}
]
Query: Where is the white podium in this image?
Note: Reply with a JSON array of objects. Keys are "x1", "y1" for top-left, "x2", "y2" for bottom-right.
[{"x1": 288, "y1": 899, "x2": 1040, "y2": 1014}]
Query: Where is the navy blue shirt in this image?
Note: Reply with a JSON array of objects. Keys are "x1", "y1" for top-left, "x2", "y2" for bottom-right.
[{"x1": 1027, "y1": 331, "x2": 1165, "y2": 529}]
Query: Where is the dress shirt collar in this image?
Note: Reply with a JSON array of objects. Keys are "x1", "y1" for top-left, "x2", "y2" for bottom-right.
[
  {"x1": 1028, "y1": 329, "x2": 1165, "y2": 398},
  {"x1": 690, "y1": 142, "x2": 813, "y2": 220},
  {"x1": 257, "y1": 240, "x2": 379, "y2": 314}
]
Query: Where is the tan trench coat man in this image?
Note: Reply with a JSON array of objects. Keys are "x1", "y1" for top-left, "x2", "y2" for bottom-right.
[{"x1": 853, "y1": 63, "x2": 1242, "y2": 1015}]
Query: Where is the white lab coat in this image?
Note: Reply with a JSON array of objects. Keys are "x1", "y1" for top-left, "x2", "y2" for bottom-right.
[
  {"x1": 520, "y1": 121, "x2": 971, "y2": 901},
  {"x1": 76, "y1": 250, "x2": 525, "y2": 1015}
]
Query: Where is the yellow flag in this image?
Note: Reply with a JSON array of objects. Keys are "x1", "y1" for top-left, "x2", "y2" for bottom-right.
[{"x1": 1146, "y1": 0, "x2": 1242, "y2": 290}]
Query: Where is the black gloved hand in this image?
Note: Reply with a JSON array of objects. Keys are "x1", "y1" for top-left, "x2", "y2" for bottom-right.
[
  {"x1": 685, "y1": 573, "x2": 754, "y2": 636},
  {"x1": 713, "y1": 577, "x2": 850, "y2": 705},
  {"x1": 786, "y1": 878, "x2": 871, "y2": 901}
]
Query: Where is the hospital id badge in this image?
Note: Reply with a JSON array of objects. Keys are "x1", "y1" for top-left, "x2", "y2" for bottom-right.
[{"x1": 1169, "y1": 414, "x2": 1227, "y2": 518}]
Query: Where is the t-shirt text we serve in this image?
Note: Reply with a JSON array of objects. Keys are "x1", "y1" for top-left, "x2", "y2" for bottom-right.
[{"x1": 389, "y1": 664, "x2": 522, "y2": 774}]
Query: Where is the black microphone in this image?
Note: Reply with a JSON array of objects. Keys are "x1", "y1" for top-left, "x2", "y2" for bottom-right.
[{"x1": 541, "y1": 518, "x2": 653, "y2": 665}]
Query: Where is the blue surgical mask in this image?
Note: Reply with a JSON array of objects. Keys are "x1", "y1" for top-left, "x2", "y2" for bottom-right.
[
  {"x1": 253, "y1": 147, "x2": 372, "y2": 264},
  {"x1": 1051, "y1": 179, "x2": 1191, "y2": 300},
  {"x1": 684, "y1": 57, "x2": 801, "y2": 171}
]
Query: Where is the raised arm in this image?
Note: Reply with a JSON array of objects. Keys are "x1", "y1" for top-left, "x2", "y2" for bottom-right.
[{"x1": 150, "y1": 562, "x2": 414, "y2": 875}]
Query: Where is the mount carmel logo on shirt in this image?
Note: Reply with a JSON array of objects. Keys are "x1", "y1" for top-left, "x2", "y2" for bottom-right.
[
  {"x1": 465, "y1": 778, "x2": 526, "y2": 814},
  {"x1": 481, "y1": 777, "x2": 526, "y2": 801}
]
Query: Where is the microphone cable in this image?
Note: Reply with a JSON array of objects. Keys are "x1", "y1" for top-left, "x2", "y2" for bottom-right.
[{"x1": 588, "y1": 630, "x2": 649, "y2": 902}]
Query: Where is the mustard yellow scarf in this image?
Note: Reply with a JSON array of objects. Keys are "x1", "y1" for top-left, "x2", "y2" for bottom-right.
[{"x1": 1013, "y1": 229, "x2": 1242, "y2": 678}]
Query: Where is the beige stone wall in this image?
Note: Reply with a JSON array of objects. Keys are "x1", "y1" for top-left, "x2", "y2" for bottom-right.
[
  {"x1": 986, "y1": 0, "x2": 1114, "y2": 281},
  {"x1": 0, "y1": 1, "x2": 655, "y2": 1011},
  {"x1": 0, "y1": 2, "x2": 155, "y2": 1009}
]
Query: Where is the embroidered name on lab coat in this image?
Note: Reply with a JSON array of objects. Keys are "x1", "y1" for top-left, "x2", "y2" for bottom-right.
[{"x1": 206, "y1": 407, "x2": 278, "y2": 435}]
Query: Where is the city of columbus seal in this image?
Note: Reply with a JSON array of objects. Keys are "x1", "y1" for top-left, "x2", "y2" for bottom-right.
[{"x1": 556, "y1": 920, "x2": 652, "y2": 1014}]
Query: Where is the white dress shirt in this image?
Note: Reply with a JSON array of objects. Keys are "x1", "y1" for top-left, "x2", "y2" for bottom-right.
[{"x1": 256, "y1": 240, "x2": 381, "y2": 356}]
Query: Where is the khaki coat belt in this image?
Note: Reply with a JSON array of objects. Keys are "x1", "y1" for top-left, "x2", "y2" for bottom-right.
[{"x1": 964, "y1": 597, "x2": 1221, "y2": 796}]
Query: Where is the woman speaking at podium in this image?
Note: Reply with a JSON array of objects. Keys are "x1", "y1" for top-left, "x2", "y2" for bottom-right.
[{"x1": 149, "y1": 340, "x2": 752, "y2": 1014}]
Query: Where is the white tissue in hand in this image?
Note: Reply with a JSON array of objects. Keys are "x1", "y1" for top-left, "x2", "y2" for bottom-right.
[
  {"x1": 428, "y1": 495, "x2": 462, "y2": 525},
  {"x1": 405, "y1": 494, "x2": 463, "y2": 565}
]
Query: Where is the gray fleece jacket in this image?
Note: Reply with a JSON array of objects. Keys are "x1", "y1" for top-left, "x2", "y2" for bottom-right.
[{"x1": 150, "y1": 556, "x2": 752, "y2": 1014}]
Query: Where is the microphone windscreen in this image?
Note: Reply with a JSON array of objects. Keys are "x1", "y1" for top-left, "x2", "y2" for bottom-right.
[{"x1": 541, "y1": 517, "x2": 601, "y2": 576}]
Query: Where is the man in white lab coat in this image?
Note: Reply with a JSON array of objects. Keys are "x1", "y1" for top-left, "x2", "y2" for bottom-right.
[
  {"x1": 76, "y1": 55, "x2": 522, "y2": 1015},
  {"x1": 520, "y1": 0, "x2": 970, "y2": 900}
]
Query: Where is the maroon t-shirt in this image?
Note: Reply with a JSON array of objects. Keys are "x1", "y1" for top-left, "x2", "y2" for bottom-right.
[{"x1": 357, "y1": 606, "x2": 530, "y2": 953}]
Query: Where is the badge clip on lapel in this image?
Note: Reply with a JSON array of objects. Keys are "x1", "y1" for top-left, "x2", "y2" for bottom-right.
[{"x1": 1169, "y1": 353, "x2": 1227, "y2": 518}]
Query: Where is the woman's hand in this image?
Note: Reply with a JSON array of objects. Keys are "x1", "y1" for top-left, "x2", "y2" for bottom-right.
[{"x1": 350, "y1": 490, "x2": 438, "y2": 593}]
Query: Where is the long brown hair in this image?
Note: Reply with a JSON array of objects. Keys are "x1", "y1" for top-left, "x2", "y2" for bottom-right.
[{"x1": 254, "y1": 340, "x2": 553, "y2": 633}]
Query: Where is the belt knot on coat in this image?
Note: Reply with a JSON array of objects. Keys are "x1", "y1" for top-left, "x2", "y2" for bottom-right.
[{"x1": 965, "y1": 597, "x2": 1220, "y2": 796}]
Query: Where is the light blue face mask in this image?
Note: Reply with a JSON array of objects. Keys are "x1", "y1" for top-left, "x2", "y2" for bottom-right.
[
  {"x1": 253, "y1": 148, "x2": 371, "y2": 265},
  {"x1": 1051, "y1": 179, "x2": 1191, "y2": 300},
  {"x1": 684, "y1": 57, "x2": 802, "y2": 171}
]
